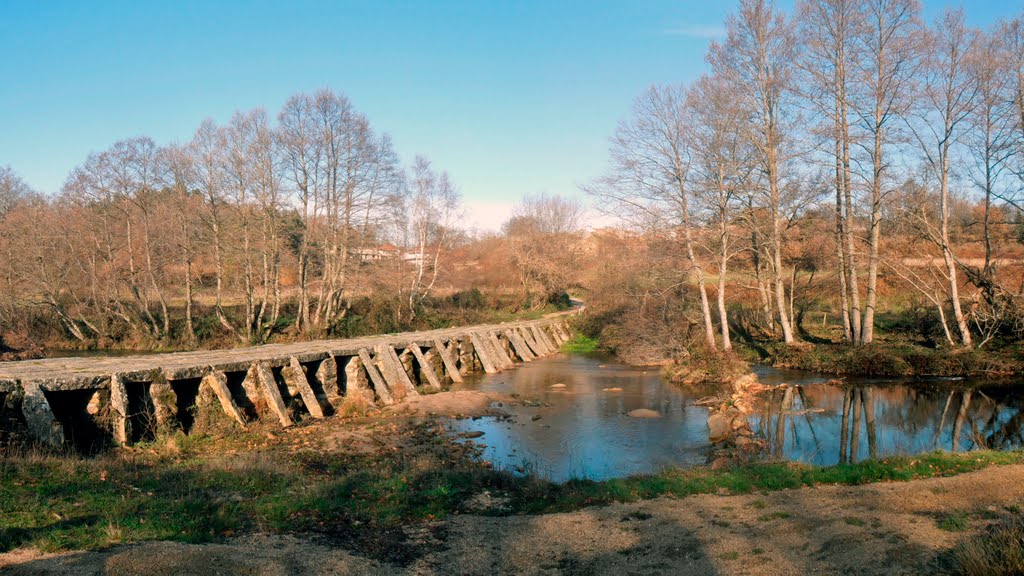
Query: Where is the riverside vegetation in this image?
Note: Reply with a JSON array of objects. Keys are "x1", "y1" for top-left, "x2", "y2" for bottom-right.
[{"x1": 4, "y1": 413, "x2": 1024, "y2": 571}]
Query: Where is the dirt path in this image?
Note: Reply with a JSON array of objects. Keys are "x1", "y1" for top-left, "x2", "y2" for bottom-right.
[{"x1": 4, "y1": 463, "x2": 1023, "y2": 575}]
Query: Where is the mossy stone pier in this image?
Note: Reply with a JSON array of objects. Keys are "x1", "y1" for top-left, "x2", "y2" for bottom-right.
[{"x1": 0, "y1": 316, "x2": 574, "y2": 449}]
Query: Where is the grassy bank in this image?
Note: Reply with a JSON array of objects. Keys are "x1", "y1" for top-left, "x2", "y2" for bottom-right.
[
  {"x1": 737, "y1": 339, "x2": 1024, "y2": 378},
  {"x1": 3, "y1": 418, "x2": 1023, "y2": 562},
  {"x1": 559, "y1": 334, "x2": 601, "y2": 353}
]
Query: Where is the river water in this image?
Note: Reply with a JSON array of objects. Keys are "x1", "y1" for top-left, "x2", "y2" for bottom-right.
[{"x1": 448, "y1": 353, "x2": 1024, "y2": 482}]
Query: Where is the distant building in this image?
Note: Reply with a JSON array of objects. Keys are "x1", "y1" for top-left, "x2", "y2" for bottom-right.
[{"x1": 353, "y1": 244, "x2": 400, "y2": 262}]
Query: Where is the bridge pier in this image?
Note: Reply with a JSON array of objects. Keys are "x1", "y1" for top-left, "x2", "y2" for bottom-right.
[
  {"x1": 408, "y1": 344, "x2": 442, "y2": 391},
  {"x1": 314, "y1": 355, "x2": 339, "y2": 399},
  {"x1": 284, "y1": 357, "x2": 328, "y2": 419},
  {"x1": 433, "y1": 338, "x2": 463, "y2": 384},
  {"x1": 20, "y1": 382, "x2": 64, "y2": 448},
  {"x1": 201, "y1": 370, "x2": 247, "y2": 427},
  {"x1": 486, "y1": 331, "x2": 515, "y2": 370},
  {"x1": 1, "y1": 317, "x2": 574, "y2": 449},
  {"x1": 342, "y1": 354, "x2": 375, "y2": 404},
  {"x1": 505, "y1": 329, "x2": 535, "y2": 362},
  {"x1": 357, "y1": 348, "x2": 393, "y2": 405},
  {"x1": 468, "y1": 333, "x2": 500, "y2": 373}
]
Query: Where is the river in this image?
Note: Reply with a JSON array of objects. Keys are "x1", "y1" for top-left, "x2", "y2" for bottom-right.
[{"x1": 448, "y1": 352, "x2": 1024, "y2": 481}]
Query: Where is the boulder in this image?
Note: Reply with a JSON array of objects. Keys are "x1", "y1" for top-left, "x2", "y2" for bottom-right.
[
  {"x1": 709, "y1": 456, "x2": 735, "y2": 470},
  {"x1": 626, "y1": 408, "x2": 661, "y2": 418},
  {"x1": 707, "y1": 413, "x2": 732, "y2": 442}
]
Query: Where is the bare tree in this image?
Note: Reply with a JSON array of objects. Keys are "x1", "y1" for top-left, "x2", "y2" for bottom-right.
[
  {"x1": 0, "y1": 166, "x2": 30, "y2": 220},
  {"x1": 709, "y1": 0, "x2": 800, "y2": 344},
  {"x1": 306, "y1": 90, "x2": 400, "y2": 334},
  {"x1": 277, "y1": 93, "x2": 322, "y2": 333},
  {"x1": 909, "y1": 8, "x2": 978, "y2": 347},
  {"x1": 190, "y1": 118, "x2": 238, "y2": 339},
  {"x1": 961, "y1": 21, "x2": 1018, "y2": 334},
  {"x1": 586, "y1": 84, "x2": 718, "y2": 349},
  {"x1": 0, "y1": 167, "x2": 33, "y2": 346},
  {"x1": 504, "y1": 192, "x2": 585, "y2": 305},
  {"x1": 403, "y1": 156, "x2": 461, "y2": 319},
  {"x1": 156, "y1": 144, "x2": 202, "y2": 344},
  {"x1": 854, "y1": 0, "x2": 921, "y2": 344},
  {"x1": 797, "y1": 0, "x2": 865, "y2": 343},
  {"x1": 689, "y1": 74, "x2": 753, "y2": 351}
]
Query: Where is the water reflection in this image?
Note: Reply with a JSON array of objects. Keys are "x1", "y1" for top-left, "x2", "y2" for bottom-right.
[
  {"x1": 448, "y1": 353, "x2": 713, "y2": 481},
  {"x1": 750, "y1": 366, "x2": 1024, "y2": 465},
  {"x1": 450, "y1": 357, "x2": 1024, "y2": 481}
]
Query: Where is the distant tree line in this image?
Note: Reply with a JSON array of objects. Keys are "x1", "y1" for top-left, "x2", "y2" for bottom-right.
[{"x1": 0, "y1": 89, "x2": 463, "y2": 348}]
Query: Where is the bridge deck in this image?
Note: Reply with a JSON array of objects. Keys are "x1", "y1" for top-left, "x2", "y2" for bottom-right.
[
  {"x1": 0, "y1": 314, "x2": 575, "y2": 448},
  {"x1": 0, "y1": 315, "x2": 567, "y2": 390}
]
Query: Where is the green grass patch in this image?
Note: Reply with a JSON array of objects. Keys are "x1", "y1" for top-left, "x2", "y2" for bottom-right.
[
  {"x1": 757, "y1": 511, "x2": 791, "y2": 522},
  {"x1": 560, "y1": 334, "x2": 600, "y2": 353},
  {"x1": 939, "y1": 512, "x2": 970, "y2": 532}
]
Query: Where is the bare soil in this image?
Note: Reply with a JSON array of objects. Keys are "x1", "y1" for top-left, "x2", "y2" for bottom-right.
[{"x1": 383, "y1": 390, "x2": 513, "y2": 418}]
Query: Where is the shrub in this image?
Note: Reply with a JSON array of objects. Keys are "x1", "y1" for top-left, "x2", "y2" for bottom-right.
[{"x1": 846, "y1": 345, "x2": 912, "y2": 376}]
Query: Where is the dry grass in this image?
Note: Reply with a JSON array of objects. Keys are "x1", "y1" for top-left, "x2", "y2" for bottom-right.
[{"x1": 946, "y1": 514, "x2": 1024, "y2": 575}]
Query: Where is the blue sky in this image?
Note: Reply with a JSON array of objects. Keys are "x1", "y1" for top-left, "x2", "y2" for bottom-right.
[{"x1": 2, "y1": 0, "x2": 1022, "y2": 229}]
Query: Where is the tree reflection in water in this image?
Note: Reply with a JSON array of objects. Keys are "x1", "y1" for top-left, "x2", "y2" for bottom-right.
[{"x1": 749, "y1": 377, "x2": 1024, "y2": 465}]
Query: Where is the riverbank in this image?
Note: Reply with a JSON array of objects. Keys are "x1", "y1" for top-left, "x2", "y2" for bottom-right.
[
  {"x1": 739, "y1": 339, "x2": 1023, "y2": 378},
  {"x1": 3, "y1": 389, "x2": 1024, "y2": 574},
  {"x1": 6, "y1": 463, "x2": 1024, "y2": 575}
]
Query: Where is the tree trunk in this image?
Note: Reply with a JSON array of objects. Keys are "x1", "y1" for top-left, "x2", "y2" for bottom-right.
[
  {"x1": 940, "y1": 151, "x2": 972, "y2": 347},
  {"x1": 717, "y1": 221, "x2": 732, "y2": 351},
  {"x1": 861, "y1": 108, "x2": 884, "y2": 345}
]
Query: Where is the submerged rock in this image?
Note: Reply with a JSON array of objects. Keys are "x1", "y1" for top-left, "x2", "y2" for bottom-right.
[
  {"x1": 549, "y1": 383, "x2": 567, "y2": 389},
  {"x1": 603, "y1": 387, "x2": 624, "y2": 392},
  {"x1": 626, "y1": 408, "x2": 661, "y2": 418}
]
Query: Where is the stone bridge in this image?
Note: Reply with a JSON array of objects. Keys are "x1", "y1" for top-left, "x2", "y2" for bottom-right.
[{"x1": 0, "y1": 315, "x2": 575, "y2": 450}]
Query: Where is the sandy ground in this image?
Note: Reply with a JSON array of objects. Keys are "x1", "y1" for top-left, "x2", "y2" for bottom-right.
[
  {"x1": 4, "y1": 463, "x2": 1023, "y2": 575},
  {"x1": 383, "y1": 390, "x2": 513, "y2": 418}
]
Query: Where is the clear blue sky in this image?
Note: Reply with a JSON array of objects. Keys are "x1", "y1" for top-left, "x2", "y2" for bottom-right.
[{"x1": 1, "y1": 1, "x2": 1021, "y2": 229}]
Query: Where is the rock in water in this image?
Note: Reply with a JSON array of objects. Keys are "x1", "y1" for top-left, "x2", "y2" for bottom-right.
[
  {"x1": 603, "y1": 387, "x2": 623, "y2": 392},
  {"x1": 626, "y1": 408, "x2": 661, "y2": 418},
  {"x1": 707, "y1": 414, "x2": 732, "y2": 442},
  {"x1": 549, "y1": 383, "x2": 567, "y2": 389}
]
